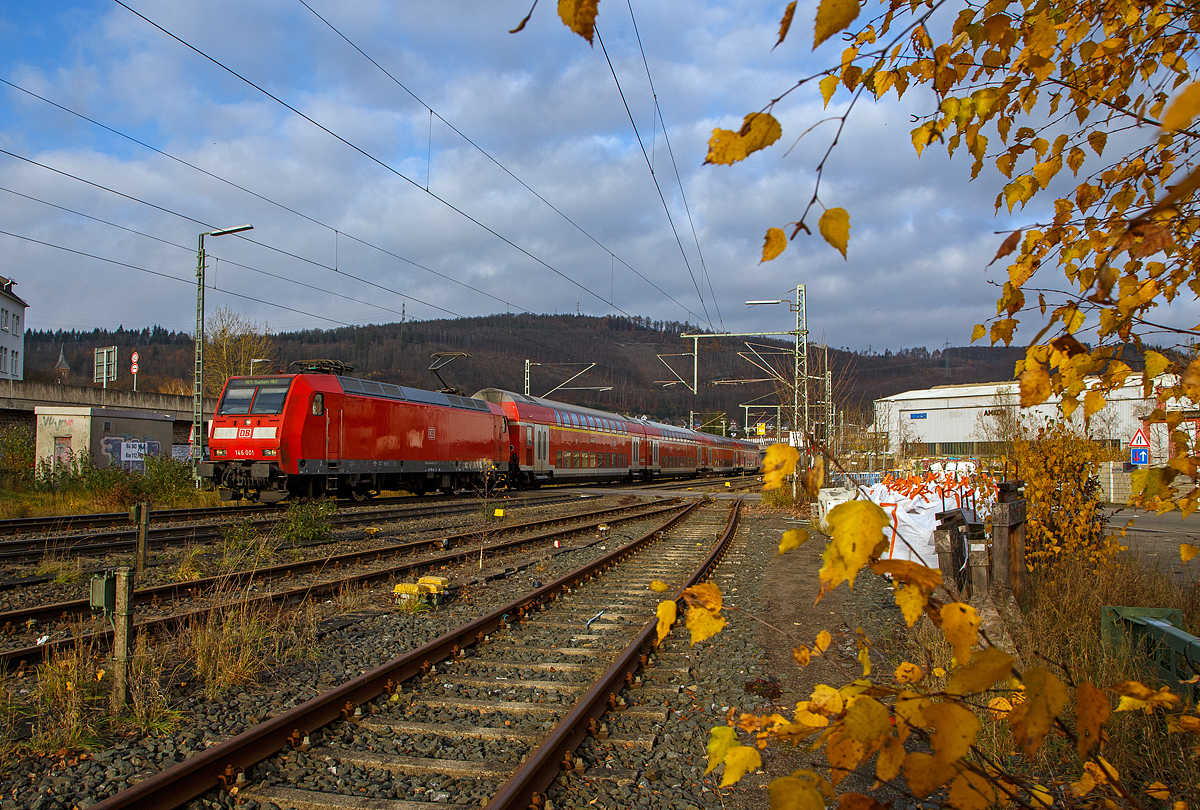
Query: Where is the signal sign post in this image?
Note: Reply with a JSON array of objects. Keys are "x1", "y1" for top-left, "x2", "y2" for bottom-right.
[{"x1": 1130, "y1": 427, "x2": 1150, "y2": 467}]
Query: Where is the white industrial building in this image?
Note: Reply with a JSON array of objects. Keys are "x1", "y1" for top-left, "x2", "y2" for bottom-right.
[{"x1": 874, "y1": 377, "x2": 1163, "y2": 459}]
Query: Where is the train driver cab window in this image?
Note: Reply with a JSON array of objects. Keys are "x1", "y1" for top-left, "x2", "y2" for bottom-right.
[{"x1": 312, "y1": 393, "x2": 324, "y2": 416}]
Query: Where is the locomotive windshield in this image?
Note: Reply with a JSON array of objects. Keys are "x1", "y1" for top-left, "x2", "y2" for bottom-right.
[{"x1": 217, "y1": 377, "x2": 294, "y2": 415}]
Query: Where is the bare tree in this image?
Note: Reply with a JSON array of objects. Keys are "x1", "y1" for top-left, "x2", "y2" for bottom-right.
[{"x1": 204, "y1": 306, "x2": 274, "y2": 397}]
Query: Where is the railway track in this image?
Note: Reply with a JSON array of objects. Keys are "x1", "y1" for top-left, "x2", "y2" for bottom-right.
[
  {"x1": 0, "y1": 492, "x2": 594, "y2": 566},
  {"x1": 88, "y1": 498, "x2": 742, "y2": 810},
  {"x1": 0, "y1": 498, "x2": 700, "y2": 669},
  {"x1": 0, "y1": 498, "x2": 679, "y2": 632}
]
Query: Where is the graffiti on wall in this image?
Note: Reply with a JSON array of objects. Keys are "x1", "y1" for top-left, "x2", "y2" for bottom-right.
[{"x1": 100, "y1": 435, "x2": 162, "y2": 472}]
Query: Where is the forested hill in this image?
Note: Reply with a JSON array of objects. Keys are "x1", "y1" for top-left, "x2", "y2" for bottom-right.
[{"x1": 25, "y1": 315, "x2": 1028, "y2": 422}]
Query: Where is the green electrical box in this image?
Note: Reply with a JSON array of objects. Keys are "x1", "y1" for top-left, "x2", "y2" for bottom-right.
[{"x1": 90, "y1": 571, "x2": 116, "y2": 615}]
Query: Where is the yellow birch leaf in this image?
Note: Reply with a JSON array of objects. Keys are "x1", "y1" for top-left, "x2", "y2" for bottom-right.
[
  {"x1": 876, "y1": 736, "x2": 904, "y2": 781},
  {"x1": 810, "y1": 684, "x2": 844, "y2": 716},
  {"x1": 721, "y1": 744, "x2": 762, "y2": 786},
  {"x1": 1147, "y1": 782, "x2": 1171, "y2": 800},
  {"x1": 871, "y1": 559, "x2": 943, "y2": 591},
  {"x1": 779, "y1": 528, "x2": 811, "y2": 555},
  {"x1": 893, "y1": 582, "x2": 928, "y2": 627},
  {"x1": 903, "y1": 751, "x2": 956, "y2": 798},
  {"x1": 1020, "y1": 365, "x2": 1052, "y2": 407},
  {"x1": 819, "y1": 501, "x2": 890, "y2": 599},
  {"x1": 1145, "y1": 350, "x2": 1170, "y2": 380},
  {"x1": 762, "y1": 227, "x2": 787, "y2": 263},
  {"x1": 946, "y1": 647, "x2": 1014, "y2": 695},
  {"x1": 1009, "y1": 667, "x2": 1069, "y2": 756},
  {"x1": 819, "y1": 207, "x2": 851, "y2": 259},
  {"x1": 815, "y1": 630, "x2": 832, "y2": 653},
  {"x1": 820, "y1": 74, "x2": 839, "y2": 108},
  {"x1": 776, "y1": 1, "x2": 798, "y2": 48},
  {"x1": 813, "y1": 0, "x2": 861, "y2": 49},
  {"x1": 925, "y1": 700, "x2": 980, "y2": 765},
  {"x1": 705, "y1": 726, "x2": 737, "y2": 775},
  {"x1": 948, "y1": 769, "x2": 995, "y2": 810},
  {"x1": 844, "y1": 696, "x2": 891, "y2": 746},
  {"x1": 1162, "y1": 81, "x2": 1200, "y2": 132},
  {"x1": 655, "y1": 600, "x2": 676, "y2": 644},
  {"x1": 1071, "y1": 771, "x2": 1097, "y2": 797},
  {"x1": 706, "y1": 128, "x2": 746, "y2": 166},
  {"x1": 827, "y1": 733, "x2": 866, "y2": 787},
  {"x1": 940, "y1": 603, "x2": 980, "y2": 665},
  {"x1": 650, "y1": 580, "x2": 670, "y2": 592},
  {"x1": 685, "y1": 604, "x2": 726, "y2": 645},
  {"x1": 557, "y1": 0, "x2": 599, "y2": 43},
  {"x1": 1075, "y1": 681, "x2": 1110, "y2": 760},
  {"x1": 895, "y1": 662, "x2": 923, "y2": 683},
  {"x1": 988, "y1": 696, "x2": 1013, "y2": 719},
  {"x1": 769, "y1": 776, "x2": 827, "y2": 810},
  {"x1": 1182, "y1": 543, "x2": 1199, "y2": 563},
  {"x1": 739, "y1": 112, "x2": 783, "y2": 156},
  {"x1": 763, "y1": 443, "x2": 800, "y2": 490}
]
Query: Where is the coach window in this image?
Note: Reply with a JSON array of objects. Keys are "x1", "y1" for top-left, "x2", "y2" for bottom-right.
[{"x1": 312, "y1": 393, "x2": 324, "y2": 416}]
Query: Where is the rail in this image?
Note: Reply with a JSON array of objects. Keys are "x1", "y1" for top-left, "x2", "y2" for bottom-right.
[{"x1": 87, "y1": 499, "x2": 711, "y2": 810}]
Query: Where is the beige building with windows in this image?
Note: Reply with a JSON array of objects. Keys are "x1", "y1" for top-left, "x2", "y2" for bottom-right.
[{"x1": 0, "y1": 277, "x2": 27, "y2": 380}]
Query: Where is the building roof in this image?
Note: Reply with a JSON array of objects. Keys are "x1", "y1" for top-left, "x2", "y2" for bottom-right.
[{"x1": 0, "y1": 276, "x2": 29, "y2": 308}]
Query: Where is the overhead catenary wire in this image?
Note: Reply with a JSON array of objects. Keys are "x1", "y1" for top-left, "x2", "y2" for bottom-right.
[
  {"x1": 0, "y1": 148, "x2": 462, "y2": 321},
  {"x1": 111, "y1": 0, "x2": 629, "y2": 319},
  {"x1": 624, "y1": 0, "x2": 724, "y2": 330},
  {"x1": 0, "y1": 78, "x2": 529, "y2": 318},
  {"x1": 292, "y1": 0, "x2": 710, "y2": 327},
  {"x1": 0, "y1": 228, "x2": 350, "y2": 327},
  {"x1": 594, "y1": 25, "x2": 714, "y2": 331},
  {"x1": 0, "y1": 185, "x2": 443, "y2": 324}
]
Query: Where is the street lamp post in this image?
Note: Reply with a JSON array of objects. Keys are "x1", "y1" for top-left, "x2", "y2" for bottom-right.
[{"x1": 194, "y1": 224, "x2": 253, "y2": 486}]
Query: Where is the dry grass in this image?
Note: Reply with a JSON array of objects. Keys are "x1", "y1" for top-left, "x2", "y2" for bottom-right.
[
  {"x1": 122, "y1": 632, "x2": 180, "y2": 736},
  {"x1": 31, "y1": 626, "x2": 107, "y2": 753},
  {"x1": 35, "y1": 552, "x2": 85, "y2": 585},
  {"x1": 1015, "y1": 552, "x2": 1200, "y2": 787},
  {"x1": 181, "y1": 581, "x2": 316, "y2": 699}
]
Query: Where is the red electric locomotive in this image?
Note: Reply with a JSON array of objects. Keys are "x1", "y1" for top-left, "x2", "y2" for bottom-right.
[
  {"x1": 201, "y1": 362, "x2": 759, "y2": 501},
  {"x1": 200, "y1": 361, "x2": 508, "y2": 501}
]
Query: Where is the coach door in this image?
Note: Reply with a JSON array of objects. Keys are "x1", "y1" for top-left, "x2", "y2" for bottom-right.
[
  {"x1": 534, "y1": 424, "x2": 549, "y2": 472},
  {"x1": 325, "y1": 408, "x2": 341, "y2": 468}
]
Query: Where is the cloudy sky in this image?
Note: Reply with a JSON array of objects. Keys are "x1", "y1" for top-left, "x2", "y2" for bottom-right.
[{"x1": 2, "y1": 0, "x2": 1051, "y2": 351}]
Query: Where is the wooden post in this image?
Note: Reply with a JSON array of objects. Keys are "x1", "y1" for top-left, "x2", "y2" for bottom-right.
[
  {"x1": 991, "y1": 483, "x2": 1027, "y2": 601},
  {"x1": 111, "y1": 567, "x2": 134, "y2": 711},
  {"x1": 133, "y1": 502, "x2": 150, "y2": 576}
]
